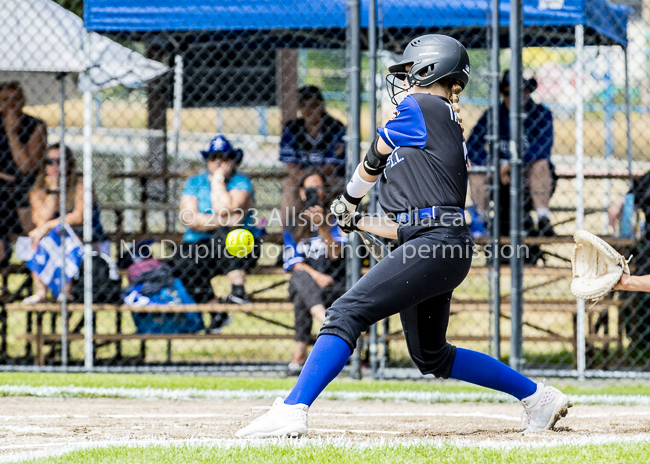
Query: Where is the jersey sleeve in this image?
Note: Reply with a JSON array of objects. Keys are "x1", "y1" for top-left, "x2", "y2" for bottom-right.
[
  {"x1": 377, "y1": 95, "x2": 427, "y2": 150},
  {"x1": 282, "y1": 230, "x2": 304, "y2": 272},
  {"x1": 323, "y1": 123, "x2": 346, "y2": 166},
  {"x1": 466, "y1": 110, "x2": 489, "y2": 166},
  {"x1": 330, "y1": 225, "x2": 348, "y2": 243},
  {"x1": 279, "y1": 123, "x2": 299, "y2": 164}
]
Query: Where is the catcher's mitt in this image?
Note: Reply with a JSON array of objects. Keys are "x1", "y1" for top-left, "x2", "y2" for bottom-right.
[{"x1": 571, "y1": 230, "x2": 631, "y2": 302}]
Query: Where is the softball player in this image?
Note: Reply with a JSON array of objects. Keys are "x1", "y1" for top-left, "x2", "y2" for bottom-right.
[{"x1": 237, "y1": 34, "x2": 571, "y2": 438}]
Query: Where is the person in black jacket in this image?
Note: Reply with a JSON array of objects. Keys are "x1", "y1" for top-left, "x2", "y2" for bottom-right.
[
  {"x1": 467, "y1": 71, "x2": 556, "y2": 238},
  {"x1": 0, "y1": 81, "x2": 47, "y2": 265},
  {"x1": 279, "y1": 86, "x2": 346, "y2": 232}
]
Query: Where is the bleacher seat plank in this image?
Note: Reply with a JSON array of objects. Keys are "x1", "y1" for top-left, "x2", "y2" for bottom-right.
[
  {"x1": 5, "y1": 302, "x2": 294, "y2": 313},
  {"x1": 16, "y1": 333, "x2": 295, "y2": 342},
  {"x1": 473, "y1": 236, "x2": 636, "y2": 246}
]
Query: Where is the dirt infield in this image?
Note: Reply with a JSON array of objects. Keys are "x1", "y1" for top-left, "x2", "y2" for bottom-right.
[{"x1": 2, "y1": 397, "x2": 650, "y2": 457}]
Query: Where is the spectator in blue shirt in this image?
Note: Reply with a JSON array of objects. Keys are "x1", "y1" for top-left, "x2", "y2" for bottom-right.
[
  {"x1": 172, "y1": 135, "x2": 259, "y2": 334},
  {"x1": 279, "y1": 86, "x2": 346, "y2": 232},
  {"x1": 467, "y1": 71, "x2": 556, "y2": 238},
  {"x1": 282, "y1": 170, "x2": 346, "y2": 374}
]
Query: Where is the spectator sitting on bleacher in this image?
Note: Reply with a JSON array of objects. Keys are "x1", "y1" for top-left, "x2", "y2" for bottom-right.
[
  {"x1": 0, "y1": 81, "x2": 47, "y2": 266},
  {"x1": 467, "y1": 70, "x2": 556, "y2": 239},
  {"x1": 283, "y1": 170, "x2": 346, "y2": 375},
  {"x1": 23, "y1": 143, "x2": 107, "y2": 304},
  {"x1": 279, "y1": 86, "x2": 346, "y2": 232},
  {"x1": 173, "y1": 135, "x2": 259, "y2": 334}
]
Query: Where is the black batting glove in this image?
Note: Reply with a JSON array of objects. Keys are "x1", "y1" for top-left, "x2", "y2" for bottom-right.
[
  {"x1": 339, "y1": 213, "x2": 364, "y2": 234},
  {"x1": 331, "y1": 193, "x2": 361, "y2": 232}
]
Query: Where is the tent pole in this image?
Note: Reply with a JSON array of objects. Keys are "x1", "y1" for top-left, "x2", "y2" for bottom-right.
[
  {"x1": 56, "y1": 72, "x2": 68, "y2": 368},
  {"x1": 624, "y1": 46, "x2": 632, "y2": 177},
  {"x1": 509, "y1": 0, "x2": 524, "y2": 373},
  {"x1": 575, "y1": 25, "x2": 586, "y2": 380},
  {"x1": 489, "y1": 0, "x2": 501, "y2": 362},
  {"x1": 377, "y1": 0, "x2": 389, "y2": 380},
  {"x1": 368, "y1": 0, "x2": 379, "y2": 381},
  {"x1": 346, "y1": 0, "x2": 362, "y2": 380},
  {"x1": 171, "y1": 54, "x2": 184, "y2": 231}
]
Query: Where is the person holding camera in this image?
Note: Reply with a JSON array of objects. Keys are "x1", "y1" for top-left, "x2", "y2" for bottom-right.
[
  {"x1": 174, "y1": 135, "x2": 259, "y2": 334},
  {"x1": 282, "y1": 170, "x2": 346, "y2": 374}
]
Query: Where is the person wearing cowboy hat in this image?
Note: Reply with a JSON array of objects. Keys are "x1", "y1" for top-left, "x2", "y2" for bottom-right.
[{"x1": 172, "y1": 135, "x2": 259, "y2": 333}]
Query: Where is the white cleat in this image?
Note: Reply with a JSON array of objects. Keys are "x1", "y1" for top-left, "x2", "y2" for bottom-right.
[
  {"x1": 236, "y1": 397, "x2": 309, "y2": 438},
  {"x1": 520, "y1": 379, "x2": 572, "y2": 433}
]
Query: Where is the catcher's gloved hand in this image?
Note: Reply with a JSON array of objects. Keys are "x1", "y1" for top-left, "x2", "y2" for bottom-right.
[
  {"x1": 571, "y1": 230, "x2": 631, "y2": 303},
  {"x1": 330, "y1": 194, "x2": 361, "y2": 233}
]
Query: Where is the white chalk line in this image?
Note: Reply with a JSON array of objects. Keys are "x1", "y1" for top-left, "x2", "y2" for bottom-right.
[
  {"x1": 310, "y1": 428, "x2": 402, "y2": 434},
  {"x1": 2, "y1": 434, "x2": 650, "y2": 464},
  {"x1": 3, "y1": 384, "x2": 650, "y2": 406},
  {"x1": 0, "y1": 413, "x2": 229, "y2": 421},
  {"x1": 314, "y1": 412, "x2": 520, "y2": 421}
]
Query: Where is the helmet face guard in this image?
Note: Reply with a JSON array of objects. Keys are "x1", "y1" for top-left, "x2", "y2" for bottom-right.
[
  {"x1": 386, "y1": 34, "x2": 470, "y2": 106},
  {"x1": 386, "y1": 71, "x2": 412, "y2": 106}
]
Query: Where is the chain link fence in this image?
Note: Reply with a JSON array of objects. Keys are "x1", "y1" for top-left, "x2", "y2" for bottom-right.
[{"x1": 1, "y1": 0, "x2": 648, "y2": 378}]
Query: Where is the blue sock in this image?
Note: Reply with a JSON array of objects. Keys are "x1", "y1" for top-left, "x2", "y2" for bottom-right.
[
  {"x1": 450, "y1": 348, "x2": 537, "y2": 400},
  {"x1": 285, "y1": 334, "x2": 351, "y2": 406}
]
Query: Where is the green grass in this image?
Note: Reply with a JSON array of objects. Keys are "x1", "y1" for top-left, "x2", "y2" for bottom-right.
[
  {"x1": 3, "y1": 372, "x2": 650, "y2": 397},
  {"x1": 22, "y1": 442, "x2": 650, "y2": 464}
]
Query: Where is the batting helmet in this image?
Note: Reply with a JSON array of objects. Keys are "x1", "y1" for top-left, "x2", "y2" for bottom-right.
[
  {"x1": 201, "y1": 135, "x2": 244, "y2": 165},
  {"x1": 387, "y1": 35, "x2": 470, "y2": 105}
]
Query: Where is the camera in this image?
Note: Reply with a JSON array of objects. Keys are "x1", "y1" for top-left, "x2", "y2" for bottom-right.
[{"x1": 304, "y1": 188, "x2": 320, "y2": 209}]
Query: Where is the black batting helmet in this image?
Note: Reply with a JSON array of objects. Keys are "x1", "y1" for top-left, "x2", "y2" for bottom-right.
[{"x1": 387, "y1": 35, "x2": 470, "y2": 105}]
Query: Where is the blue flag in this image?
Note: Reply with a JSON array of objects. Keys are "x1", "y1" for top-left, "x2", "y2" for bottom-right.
[{"x1": 26, "y1": 225, "x2": 84, "y2": 298}]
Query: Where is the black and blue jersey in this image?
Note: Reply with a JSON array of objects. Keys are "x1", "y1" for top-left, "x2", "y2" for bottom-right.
[
  {"x1": 466, "y1": 99, "x2": 553, "y2": 167},
  {"x1": 376, "y1": 94, "x2": 468, "y2": 214},
  {"x1": 282, "y1": 226, "x2": 347, "y2": 275},
  {"x1": 279, "y1": 114, "x2": 346, "y2": 175}
]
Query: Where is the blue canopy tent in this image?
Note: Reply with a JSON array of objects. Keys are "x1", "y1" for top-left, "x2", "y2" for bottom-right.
[{"x1": 85, "y1": 0, "x2": 629, "y2": 48}]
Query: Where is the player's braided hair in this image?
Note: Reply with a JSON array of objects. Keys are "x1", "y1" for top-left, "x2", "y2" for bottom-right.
[{"x1": 436, "y1": 77, "x2": 464, "y2": 138}]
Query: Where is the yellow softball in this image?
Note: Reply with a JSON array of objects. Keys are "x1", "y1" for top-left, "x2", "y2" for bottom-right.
[{"x1": 225, "y1": 228, "x2": 255, "y2": 258}]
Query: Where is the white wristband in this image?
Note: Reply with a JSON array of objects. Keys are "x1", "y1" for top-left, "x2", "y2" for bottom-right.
[{"x1": 346, "y1": 166, "x2": 378, "y2": 199}]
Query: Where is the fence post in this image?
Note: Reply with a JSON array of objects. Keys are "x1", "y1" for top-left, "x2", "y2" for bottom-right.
[
  {"x1": 509, "y1": 0, "x2": 525, "y2": 373},
  {"x1": 575, "y1": 24, "x2": 586, "y2": 380},
  {"x1": 56, "y1": 72, "x2": 69, "y2": 369},
  {"x1": 368, "y1": 0, "x2": 380, "y2": 381},
  {"x1": 83, "y1": 84, "x2": 94, "y2": 371},
  {"x1": 82, "y1": 29, "x2": 94, "y2": 371},
  {"x1": 346, "y1": 0, "x2": 362, "y2": 380},
  {"x1": 489, "y1": 0, "x2": 502, "y2": 361}
]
